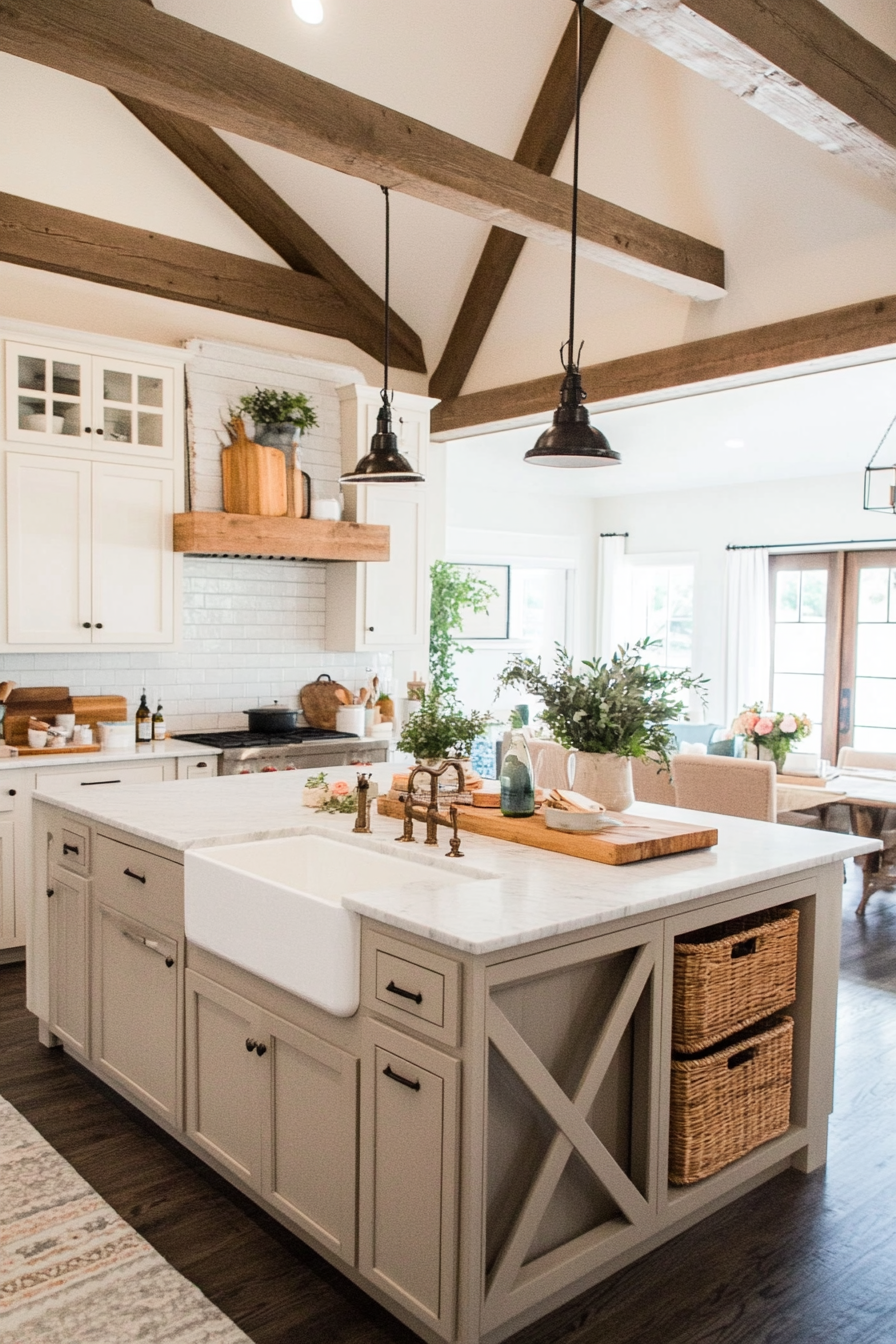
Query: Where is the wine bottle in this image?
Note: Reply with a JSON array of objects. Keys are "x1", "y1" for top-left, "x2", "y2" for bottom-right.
[
  {"x1": 136, "y1": 690, "x2": 152, "y2": 742},
  {"x1": 152, "y1": 702, "x2": 166, "y2": 741}
]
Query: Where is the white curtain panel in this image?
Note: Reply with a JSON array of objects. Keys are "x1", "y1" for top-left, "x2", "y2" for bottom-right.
[
  {"x1": 724, "y1": 547, "x2": 770, "y2": 724},
  {"x1": 597, "y1": 534, "x2": 628, "y2": 661}
]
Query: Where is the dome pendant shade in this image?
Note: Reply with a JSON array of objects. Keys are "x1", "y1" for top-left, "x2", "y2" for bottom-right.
[
  {"x1": 524, "y1": 368, "x2": 620, "y2": 468},
  {"x1": 340, "y1": 399, "x2": 423, "y2": 483}
]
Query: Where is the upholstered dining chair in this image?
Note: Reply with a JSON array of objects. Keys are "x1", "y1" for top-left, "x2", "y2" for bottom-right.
[
  {"x1": 631, "y1": 755, "x2": 677, "y2": 806},
  {"x1": 837, "y1": 747, "x2": 896, "y2": 772},
  {"x1": 672, "y1": 755, "x2": 776, "y2": 822},
  {"x1": 837, "y1": 747, "x2": 896, "y2": 915}
]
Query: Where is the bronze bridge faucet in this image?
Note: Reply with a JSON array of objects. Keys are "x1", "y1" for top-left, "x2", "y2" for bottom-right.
[{"x1": 396, "y1": 760, "x2": 465, "y2": 858}]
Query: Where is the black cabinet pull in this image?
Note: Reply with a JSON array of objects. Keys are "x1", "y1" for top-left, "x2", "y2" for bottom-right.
[
  {"x1": 47, "y1": 888, "x2": 54, "y2": 898},
  {"x1": 383, "y1": 1064, "x2": 420, "y2": 1091},
  {"x1": 8, "y1": 789, "x2": 15, "y2": 797},
  {"x1": 255, "y1": 1042, "x2": 267, "y2": 1057},
  {"x1": 386, "y1": 979, "x2": 423, "y2": 1004},
  {"x1": 196, "y1": 761, "x2": 207, "y2": 768},
  {"x1": 63, "y1": 843, "x2": 80, "y2": 856},
  {"x1": 246, "y1": 1037, "x2": 257, "y2": 1052},
  {"x1": 82, "y1": 622, "x2": 92, "y2": 629},
  {"x1": 165, "y1": 956, "x2": 174, "y2": 968},
  {"x1": 95, "y1": 623, "x2": 103, "y2": 629},
  {"x1": 124, "y1": 867, "x2": 146, "y2": 884},
  {"x1": 82, "y1": 779, "x2": 121, "y2": 786}
]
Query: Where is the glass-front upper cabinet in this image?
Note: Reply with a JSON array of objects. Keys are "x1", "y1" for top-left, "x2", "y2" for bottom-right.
[{"x1": 5, "y1": 343, "x2": 174, "y2": 459}]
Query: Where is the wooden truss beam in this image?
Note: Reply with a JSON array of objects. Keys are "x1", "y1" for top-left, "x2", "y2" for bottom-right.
[
  {"x1": 588, "y1": 0, "x2": 896, "y2": 188},
  {"x1": 0, "y1": 0, "x2": 725, "y2": 301},
  {"x1": 430, "y1": 294, "x2": 896, "y2": 436},
  {"x1": 429, "y1": 8, "x2": 612, "y2": 401},
  {"x1": 113, "y1": 96, "x2": 426, "y2": 373},
  {"x1": 0, "y1": 191, "x2": 363, "y2": 340}
]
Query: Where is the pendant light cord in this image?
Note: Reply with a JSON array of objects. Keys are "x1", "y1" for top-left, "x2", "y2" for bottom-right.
[
  {"x1": 381, "y1": 184, "x2": 391, "y2": 410},
  {"x1": 566, "y1": 0, "x2": 584, "y2": 376}
]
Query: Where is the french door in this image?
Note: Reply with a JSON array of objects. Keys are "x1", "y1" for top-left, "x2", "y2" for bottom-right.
[{"x1": 769, "y1": 550, "x2": 896, "y2": 761}]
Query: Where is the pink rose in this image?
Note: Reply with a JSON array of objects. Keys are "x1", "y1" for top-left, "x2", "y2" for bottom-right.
[
  {"x1": 330, "y1": 779, "x2": 351, "y2": 797},
  {"x1": 779, "y1": 714, "x2": 797, "y2": 734},
  {"x1": 755, "y1": 717, "x2": 774, "y2": 736},
  {"x1": 742, "y1": 712, "x2": 760, "y2": 733}
]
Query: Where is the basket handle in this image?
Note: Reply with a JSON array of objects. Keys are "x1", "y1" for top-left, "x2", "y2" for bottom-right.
[
  {"x1": 315, "y1": 674, "x2": 333, "y2": 683},
  {"x1": 727, "y1": 1047, "x2": 756, "y2": 1070},
  {"x1": 731, "y1": 936, "x2": 757, "y2": 959}
]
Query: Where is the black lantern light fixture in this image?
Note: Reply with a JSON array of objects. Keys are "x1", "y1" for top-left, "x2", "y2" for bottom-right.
[
  {"x1": 525, "y1": 0, "x2": 619, "y2": 469},
  {"x1": 864, "y1": 407, "x2": 896, "y2": 512},
  {"x1": 340, "y1": 187, "x2": 424, "y2": 484}
]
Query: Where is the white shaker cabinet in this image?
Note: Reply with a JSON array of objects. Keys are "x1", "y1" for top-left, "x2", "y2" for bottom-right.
[{"x1": 5, "y1": 454, "x2": 174, "y2": 645}]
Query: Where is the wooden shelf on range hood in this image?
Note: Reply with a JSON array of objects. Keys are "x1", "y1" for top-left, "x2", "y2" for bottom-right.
[{"x1": 173, "y1": 512, "x2": 389, "y2": 562}]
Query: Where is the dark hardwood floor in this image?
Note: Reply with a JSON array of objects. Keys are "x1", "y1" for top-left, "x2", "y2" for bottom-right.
[{"x1": 1, "y1": 865, "x2": 894, "y2": 1344}]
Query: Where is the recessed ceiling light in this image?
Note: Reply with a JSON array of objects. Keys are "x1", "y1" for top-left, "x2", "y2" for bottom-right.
[
  {"x1": 724, "y1": 438, "x2": 745, "y2": 449},
  {"x1": 292, "y1": 0, "x2": 323, "y2": 23}
]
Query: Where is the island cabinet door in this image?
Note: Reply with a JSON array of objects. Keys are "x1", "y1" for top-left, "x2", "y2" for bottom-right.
[
  {"x1": 358, "y1": 1020, "x2": 460, "y2": 1341},
  {"x1": 184, "y1": 971, "x2": 264, "y2": 1190},
  {"x1": 92, "y1": 902, "x2": 181, "y2": 1127},
  {"x1": 257, "y1": 1006, "x2": 358, "y2": 1266},
  {"x1": 47, "y1": 864, "x2": 89, "y2": 1055},
  {"x1": 0, "y1": 813, "x2": 15, "y2": 948}
]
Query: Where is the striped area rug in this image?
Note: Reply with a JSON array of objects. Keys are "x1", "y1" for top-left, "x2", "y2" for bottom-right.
[{"x1": 0, "y1": 1096, "x2": 251, "y2": 1343}]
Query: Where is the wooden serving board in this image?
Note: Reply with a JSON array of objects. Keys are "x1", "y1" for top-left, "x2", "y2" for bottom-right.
[
  {"x1": 14, "y1": 744, "x2": 102, "y2": 757},
  {"x1": 376, "y1": 798, "x2": 717, "y2": 866},
  {"x1": 300, "y1": 675, "x2": 352, "y2": 730}
]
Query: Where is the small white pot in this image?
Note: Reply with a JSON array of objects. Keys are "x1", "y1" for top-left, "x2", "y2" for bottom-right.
[{"x1": 567, "y1": 751, "x2": 634, "y2": 812}]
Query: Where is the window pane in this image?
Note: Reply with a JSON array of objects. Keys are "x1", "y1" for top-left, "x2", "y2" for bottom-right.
[
  {"x1": 629, "y1": 564, "x2": 694, "y2": 669},
  {"x1": 774, "y1": 623, "x2": 826, "y2": 674},
  {"x1": 772, "y1": 672, "x2": 824, "y2": 722},
  {"x1": 856, "y1": 624, "x2": 896, "y2": 678},
  {"x1": 800, "y1": 570, "x2": 827, "y2": 621},
  {"x1": 52, "y1": 361, "x2": 80, "y2": 396},
  {"x1": 18, "y1": 355, "x2": 45, "y2": 391},
  {"x1": 890, "y1": 569, "x2": 896, "y2": 623},
  {"x1": 137, "y1": 375, "x2": 163, "y2": 407},
  {"x1": 858, "y1": 568, "x2": 889, "y2": 622},
  {"x1": 854, "y1": 726, "x2": 896, "y2": 752},
  {"x1": 854, "y1": 676, "x2": 896, "y2": 730},
  {"x1": 103, "y1": 368, "x2": 132, "y2": 403},
  {"x1": 775, "y1": 571, "x2": 799, "y2": 622}
]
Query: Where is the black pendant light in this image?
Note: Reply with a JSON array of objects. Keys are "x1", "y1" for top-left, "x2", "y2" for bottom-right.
[
  {"x1": 525, "y1": 0, "x2": 619, "y2": 469},
  {"x1": 863, "y1": 407, "x2": 896, "y2": 512},
  {"x1": 340, "y1": 187, "x2": 424, "y2": 484}
]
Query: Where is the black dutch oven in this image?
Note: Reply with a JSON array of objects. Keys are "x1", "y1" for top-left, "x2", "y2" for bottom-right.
[{"x1": 244, "y1": 701, "x2": 299, "y2": 734}]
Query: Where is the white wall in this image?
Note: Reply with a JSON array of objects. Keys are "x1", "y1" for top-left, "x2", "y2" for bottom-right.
[
  {"x1": 592, "y1": 471, "x2": 895, "y2": 724},
  {"x1": 0, "y1": 335, "x2": 392, "y2": 730}
]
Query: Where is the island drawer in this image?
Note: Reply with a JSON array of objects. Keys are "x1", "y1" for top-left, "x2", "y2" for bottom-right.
[
  {"x1": 52, "y1": 819, "x2": 91, "y2": 875},
  {"x1": 94, "y1": 835, "x2": 183, "y2": 930},
  {"x1": 362, "y1": 932, "x2": 461, "y2": 1046}
]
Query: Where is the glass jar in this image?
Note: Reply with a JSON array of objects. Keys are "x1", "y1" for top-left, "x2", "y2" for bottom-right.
[{"x1": 500, "y1": 731, "x2": 535, "y2": 817}]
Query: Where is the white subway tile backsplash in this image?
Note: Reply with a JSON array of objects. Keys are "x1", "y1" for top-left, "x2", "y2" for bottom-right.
[{"x1": 0, "y1": 339, "x2": 389, "y2": 731}]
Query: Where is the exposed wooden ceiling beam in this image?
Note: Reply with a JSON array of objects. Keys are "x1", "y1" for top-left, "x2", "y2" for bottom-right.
[
  {"x1": 113, "y1": 95, "x2": 426, "y2": 373},
  {"x1": 0, "y1": 0, "x2": 725, "y2": 301},
  {"x1": 430, "y1": 8, "x2": 612, "y2": 402},
  {"x1": 430, "y1": 294, "x2": 896, "y2": 435},
  {"x1": 0, "y1": 190, "x2": 367, "y2": 339},
  {"x1": 589, "y1": 0, "x2": 896, "y2": 188}
]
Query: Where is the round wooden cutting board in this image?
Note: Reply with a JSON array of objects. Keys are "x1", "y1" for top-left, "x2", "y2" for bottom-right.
[{"x1": 300, "y1": 674, "x2": 352, "y2": 730}]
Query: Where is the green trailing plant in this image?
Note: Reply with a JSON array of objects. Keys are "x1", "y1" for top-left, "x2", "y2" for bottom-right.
[
  {"x1": 235, "y1": 387, "x2": 318, "y2": 431},
  {"x1": 397, "y1": 693, "x2": 493, "y2": 761},
  {"x1": 499, "y1": 640, "x2": 708, "y2": 766},
  {"x1": 429, "y1": 561, "x2": 499, "y2": 701}
]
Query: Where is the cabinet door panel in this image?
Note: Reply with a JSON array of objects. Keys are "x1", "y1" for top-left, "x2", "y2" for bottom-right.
[
  {"x1": 91, "y1": 462, "x2": 174, "y2": 642},
  {"x1": 0, "y1": 815, "x2": 17, "y2": 948},
  {"x1": 259, "y1": 1008, "x2": 358, "y2": 1263},
  {"x1": 93, "y1": 903, "x2": 180, "y2": 1124},
  {"x1": 5, "y1": 343, "x2": 92, "y2": 448},
  {"x1": 6, "y1": 454, "x2": 92, "y2": 644},
  {"x1": 48, "y1": 864, "x2": 89, "y2": 1052},
  {"x1": 363, "y1": 487, "x2": 425, "y2": 647},
  {"x1": 91, "y1": 358, "x2": 174, "y2": 460},
  {"x1": 185, "y1": 971, "x2": 262, "y2": 1188}
]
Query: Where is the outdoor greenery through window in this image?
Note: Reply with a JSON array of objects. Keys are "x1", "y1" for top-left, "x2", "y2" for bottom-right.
[
  {"x1": 627, "y1": 564, "x2": 694, "y2": 670},
  {"x1": 772, "y1": 566, "x2": 827, "y2": 755}
]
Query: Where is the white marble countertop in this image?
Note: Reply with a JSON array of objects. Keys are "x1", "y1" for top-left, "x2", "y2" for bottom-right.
[
  {"x1": 33, "y1": 764, "x2": 880, "y2": 953},
  {"x1": 2, "y1": 738, "x2": 218, "y2": 773}
]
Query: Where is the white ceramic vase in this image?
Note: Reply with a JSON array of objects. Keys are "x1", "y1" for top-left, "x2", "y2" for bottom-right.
[{"x1": 567, "y1": 751, "x2": 634, "y2": 812}]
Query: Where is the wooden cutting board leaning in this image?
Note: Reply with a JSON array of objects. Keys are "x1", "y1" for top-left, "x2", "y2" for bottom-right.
[{"x1": 376, "y1": 797, "x2": 718, "y2": 866}]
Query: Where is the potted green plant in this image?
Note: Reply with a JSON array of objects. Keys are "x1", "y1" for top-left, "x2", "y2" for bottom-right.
[
  {"x1": 499, "y1": 641, "x2": 708, "y2": 811},
  {"x1": 234, "y1": 387, "x2": 318, "y2": 448},
  {"x1": 397, "y1": 693, "x2": 493, "y2": 766}
]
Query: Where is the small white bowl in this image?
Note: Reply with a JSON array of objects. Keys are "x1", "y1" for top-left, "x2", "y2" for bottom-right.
[
  {"x1": 543, "y1": 808, "x2": 623, "y2": 833},
  {"x1": 28, "y1": 728, "x2": 48, "y2": 749},
  {"x1": 54, "y1": 713, "x2": 76, "y2": 740}
]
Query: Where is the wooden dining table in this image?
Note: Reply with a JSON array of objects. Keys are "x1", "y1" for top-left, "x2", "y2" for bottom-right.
[{"x1": 776, "y1": 770, "x2": 896, "y2": 914}]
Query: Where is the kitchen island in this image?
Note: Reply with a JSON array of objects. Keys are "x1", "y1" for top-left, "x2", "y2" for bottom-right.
[{"x1": 30, "y1": 766, "x2": 878, "y2": 1344}]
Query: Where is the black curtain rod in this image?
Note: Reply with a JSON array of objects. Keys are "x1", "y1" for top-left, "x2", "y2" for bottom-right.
[
  {"x1": 727, "y1": 537, "x2": 896, "y2": 551},
  {"x1": 600, "y1": 531, "x2": 629, "y2": 537}
]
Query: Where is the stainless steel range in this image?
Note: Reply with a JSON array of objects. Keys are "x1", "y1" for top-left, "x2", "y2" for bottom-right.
[{"x1": 171, "y1": 728, "x2": 390, "y2": 775}]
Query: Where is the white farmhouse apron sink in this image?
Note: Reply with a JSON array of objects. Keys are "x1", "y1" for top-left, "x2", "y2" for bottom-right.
[{"x1": 184, "y1": 830, "x2": 493, "y2": 1016}]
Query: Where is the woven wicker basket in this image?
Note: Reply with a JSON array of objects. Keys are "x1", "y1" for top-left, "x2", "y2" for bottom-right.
[
  {"x1": 668, "y1": 1014, "x2": 794, "y2": 1185},
  {"x1": 672, "y1": 907, "x2": 799, "y2": 1054}
]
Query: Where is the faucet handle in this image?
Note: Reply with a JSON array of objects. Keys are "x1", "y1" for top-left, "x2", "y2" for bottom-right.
[{"x1": 446, "y1": 805, "x2": 464, "y2": 858}]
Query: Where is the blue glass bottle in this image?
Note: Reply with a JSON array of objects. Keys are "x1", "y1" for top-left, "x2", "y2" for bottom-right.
[{"x1": 500, "y1": 731, "x2": 535, "y2": 817}]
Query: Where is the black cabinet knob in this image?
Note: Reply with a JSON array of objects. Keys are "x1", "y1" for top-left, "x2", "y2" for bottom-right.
[
  {"x1": 8, "y1": 789, "x2": 15, "y2": 797},
  {"x1": 95, "y1": 428, "x2": 104, "y2": 435},
  {"x1": 255, "y1": 1042, "x2": 267, "y2": 1057},
  {"x1": 84, "y1": 427, "x2": 92, "y2": 433},
  {"x1": 82, "y1": 622, "x2": 92, "y2": 629},
  {"x1": 46, "y1": 888, "x2": 54, "y2": 898},
  {"x1": 245, "y1": 1038, "x2": 257, "y2": 1052},
  {"x1": 95, "y1": 623, "x2": 103, "y2": 629},
  {"x1": 368, "y1": 626, "x2": 374, "y2": 632}
]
